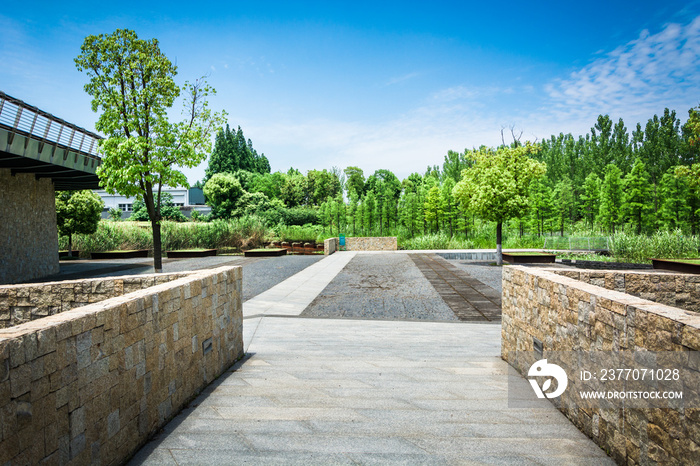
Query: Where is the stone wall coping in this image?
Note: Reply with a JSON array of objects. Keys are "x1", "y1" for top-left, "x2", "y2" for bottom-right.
[
  {"x1": 0, "y1": 271, "x2": 192, "y2": 291},
  {"x1": 0, "y1": 266, "x2": 241, "y2": 341},
  {"x1": 507, "y1": 265, "x2": 700, "y2": 329}
]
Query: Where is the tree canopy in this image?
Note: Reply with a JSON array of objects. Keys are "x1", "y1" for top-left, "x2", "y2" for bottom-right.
[
  {"x1": 56, "y1": 190, "x2": 104, "y2": 256},
  {"x1": 453, "y1": 143, "x2": 546, "y2": 263},
  {"x1": 75, "y1": 28, "x2": 225, "y2": 271}
]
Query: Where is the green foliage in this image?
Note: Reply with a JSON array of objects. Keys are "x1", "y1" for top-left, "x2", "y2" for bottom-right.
[
  {"x1": 609, "y1": 230, "x2": 700, "y2": 263},
  {"x1": 453, "y1": 143, "x2": 546, "y2": 224},
  {"x1": 59, "y1": 218, "x2": 270, "y2": 252},
  {"x1": 130, "y1": 193, "x2": 187, "y2": 222},
  {"x1": 203, "y1": 173, "x2": 245, "y2": 219},
  {"x1": 622, "y1": 158, "x2": 653, "y2": 234},
  {"x1": 204, "y1": 124, "x2": 270, "y2": 181},
  {"x1": 108, "y1": 207, "x2": 122, "y2": 221},
  {"x1": 598, "y1": 164, "x2": 624, "y2": 233},
  {"x1": 580, "y1": 173, "x2": 601, "y2": 228},
  {"x1": 75, "y1": 28, "x2": 225, "y2": 271},
  {"x1": 56, "y1": 190, "x2": 104, "y2": 254},
  {"x1": 400, "y1": 233, "x2": 475, "y2": 250}
]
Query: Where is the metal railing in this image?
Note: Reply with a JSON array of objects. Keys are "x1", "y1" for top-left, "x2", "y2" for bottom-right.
[{"x1": 0, "y1": 91, "x2": 102, "y2": 161}]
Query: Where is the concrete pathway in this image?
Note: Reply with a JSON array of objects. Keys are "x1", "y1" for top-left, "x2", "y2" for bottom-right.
[{"x1": 129, "y1": 252, "x2": 613, "y2": 465}]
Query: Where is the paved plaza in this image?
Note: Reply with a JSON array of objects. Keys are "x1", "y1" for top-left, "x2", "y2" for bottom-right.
[{"x1": 105, "y1": 251, "x2": 611, "y2": 465}]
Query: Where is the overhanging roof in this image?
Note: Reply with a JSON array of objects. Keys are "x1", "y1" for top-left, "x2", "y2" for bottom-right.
[{"x1": 0, "y1": 91, "x2": 102, "y2": 190}]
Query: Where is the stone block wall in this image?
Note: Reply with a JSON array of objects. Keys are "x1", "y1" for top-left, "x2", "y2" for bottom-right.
[
  {"x1": 345, "y1": 237, "x2": 397, "y2": 251},
  {"x1": 552, "y1": 269, "x2": 700, "y2": 313},
  {"x1": 0, "y1": 274, "x2": 189, "y2": 329},
  {"x1": 502, "y1": 266, "x2": 700, "y2": 464},
  {"x1": 0, "y1": 266, "x2": 243, "y2": 464},
  {"x1": 0, "y1": 168, "x2": 59, "y2": 284},
  {"x1": 324, "y1": 237, "x2": 338, "y2": 255}
]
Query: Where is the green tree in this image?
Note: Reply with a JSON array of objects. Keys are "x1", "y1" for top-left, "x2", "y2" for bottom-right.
[
  {"x1": 56, "y1": 190, "x2": 104, "y2": 256},
  {"x1": 622, "y1": 158, "x2": 653, "y2": 234},
  {"x1": 580, "y1": 173, "x2": 601, "y2": 229},
  {"x1": 440, "y1": 178, "x2": 457, "y2": 236},
  {"x1": 130, "y1": 192, "x2": 188, "y2": 222},
  {"x1": 424, "y1": 186, "x2": 442, "y2": 233},
  {"x1": 344, "y1": 166, "x2": 366, "y2": 198},
  {"x1": 553, "y1": 176, "x2": 575, "y2": 236},
  {"x1": 442, "y1": 150, "x2": 472, "y2": 183},
  {"x1": 453, "y1": 143, "x2": 546, "y2": 264},
  {"x1": 75, "y1": 29, "x2": 225, "y2": 272},
  {"x1": 598, "y1": 164, "x2": 624, "y2": 233},
  {"x1": 203, "y1": 173, "x2": 245, "y2": 219},
  {"x1": 658, "y1": 168, "x2": 691, "y2": 230},
  {"x1": 528, "y1": 179, "x2": 553, "y2": 236},
  {"x1": 108, "y1": 207, "x2": 122, "y2": 221},
  {"x1": 204, "y1": 125, "x2": 270, "y2": 181}
]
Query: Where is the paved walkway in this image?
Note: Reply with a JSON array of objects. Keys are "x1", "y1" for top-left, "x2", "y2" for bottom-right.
[
  {"x1": 409, "y1": 254, "x2": 501, "y2": 322},
  {"x1": 129, "y1": 252, "x2": 613, "y2": 465}
]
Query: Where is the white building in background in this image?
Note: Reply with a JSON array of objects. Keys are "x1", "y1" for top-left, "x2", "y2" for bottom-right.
[{"x1": 94, "y1": 187, "x2": 210, "y2": 219}]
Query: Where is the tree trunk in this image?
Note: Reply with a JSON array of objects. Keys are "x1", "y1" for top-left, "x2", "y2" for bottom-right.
[
  {"x1": 68, "y1": 233, "x2": 73, "y2": 258},
  {"x1": 496, "y1": 222, "x2": 503, "y2": 266},
  {"x1": 152, "y1": 219, "x2": 163, "y2": 273}
]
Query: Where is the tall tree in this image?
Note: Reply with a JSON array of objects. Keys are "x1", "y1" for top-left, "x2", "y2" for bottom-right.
[
  {"x1": 622, "y1": 158, "x2": 653, "y2": 234},
  {"x1": 55, "y1": 190, "x2": 104, "y2": 257},
  {"x1": 598, "y1": 164, "x2": 624, "y2": 233},
  {"x1": 75, "y1": 29, "x2": 225, "y2": 272},
  {"x1": 205, "y1": 124, "x2": 270, "y2": 181},
  {"x1": 658, "y1": 168, "x2": 691, "y2": 230},
  {"x1": 579, "y1": 173, "x2": 601, "y2": 229},
  {"x1": 553, "y1": 176, "x2": 575, "y2": 236},
  {"x1": 453, "y1": 143, "x2": 546, "y2": 264}
]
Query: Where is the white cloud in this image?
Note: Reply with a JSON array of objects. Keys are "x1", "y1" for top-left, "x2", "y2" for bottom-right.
[{"x1": 545, "y1": 15, "x2": 700, "y2": 123}]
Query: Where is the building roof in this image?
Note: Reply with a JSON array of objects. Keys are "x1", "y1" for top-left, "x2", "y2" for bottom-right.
[{"x1": 0, "y1": 91, "x2": 102, "y2": 190}]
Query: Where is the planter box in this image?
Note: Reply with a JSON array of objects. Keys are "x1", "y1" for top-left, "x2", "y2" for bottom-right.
[
  {"x1": 502, "y1": 253, "x2": 556, "y2": 264},
  {"x1": 91, "y1": 249, "x2": 150, "y2": 259},
  {"x1": 244, "y1": 248, "x2": 288, "y2": 257},
  {"x1": 166, "y1": 249, "x2": 217, "y2": 258},
  {"x1": 652, "y1": 258, "x2": 700, "y2": 274},
  {"x1": 59, "y1": 250, "x2": 80, "y2": 258}
]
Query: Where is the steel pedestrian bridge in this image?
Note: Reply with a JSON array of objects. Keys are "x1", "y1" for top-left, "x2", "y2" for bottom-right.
[{"x1": 0, "y1": 91, "x2": 101, "y2": 190}]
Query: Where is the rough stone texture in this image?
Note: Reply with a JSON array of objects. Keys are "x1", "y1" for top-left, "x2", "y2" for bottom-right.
[
  {"x1": 323, "y1": 237, "x2": 338, "y2": 255},
  {"x1": 0, "y1": 274, "x2": 189, "y2": 329},
  {"x1": 346, "y1": 236, "x2": 397, "y2": 251},
  {"x1": 0, "y1": 266, "x2": 243, "y2": 465},
  {"x1": 552, "y1": 268, "x2": 700, "y2": 313},
  {"x1": 0, "y1": 168, "x2": 59, "y2": 284},
  {"x1": 502, "y1": 265, "x2": 700, "y2": 465},
  {"x1": 302, "y1": 254, "x2": 457, "y2": 321}
]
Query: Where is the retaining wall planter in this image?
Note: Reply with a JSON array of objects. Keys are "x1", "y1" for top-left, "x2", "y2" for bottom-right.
[
  {"x1": 91, "y1": 249, "x2": 149, "y2": 259},
  {"x1": 652, "y1": 258, "x2": 700, "y2": 274},
  {"x1": 244, "y1": 248, "x2": 287, "y2": 257},
  {"x1": 166, "y1": 249, "x2": 217, "y2": 258},
  {"x1": 502, "y1": 252, "x2": 556, "y2": 264}
]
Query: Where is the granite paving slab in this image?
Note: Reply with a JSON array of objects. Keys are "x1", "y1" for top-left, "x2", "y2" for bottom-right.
[{"x1": 129, "y1": 318, "x2": 613, "y2": 465}]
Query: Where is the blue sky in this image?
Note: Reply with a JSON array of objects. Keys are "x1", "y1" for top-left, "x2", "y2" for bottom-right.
[{"x1": 3, "y1": 1, "x2": 700, "y2": 183}]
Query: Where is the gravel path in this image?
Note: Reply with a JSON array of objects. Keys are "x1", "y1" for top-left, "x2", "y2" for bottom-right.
[
  {"x1": 302, "y1": 253, "x2": 457, "y2": 321},
  {"x1": 447, "y1": 260, "x2": 503, "y2": 294}
]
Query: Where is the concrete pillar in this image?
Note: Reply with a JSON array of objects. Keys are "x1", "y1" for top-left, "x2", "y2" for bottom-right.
[{"x1": 0, "y1": 168, "x2": 59, "y2": 284}]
